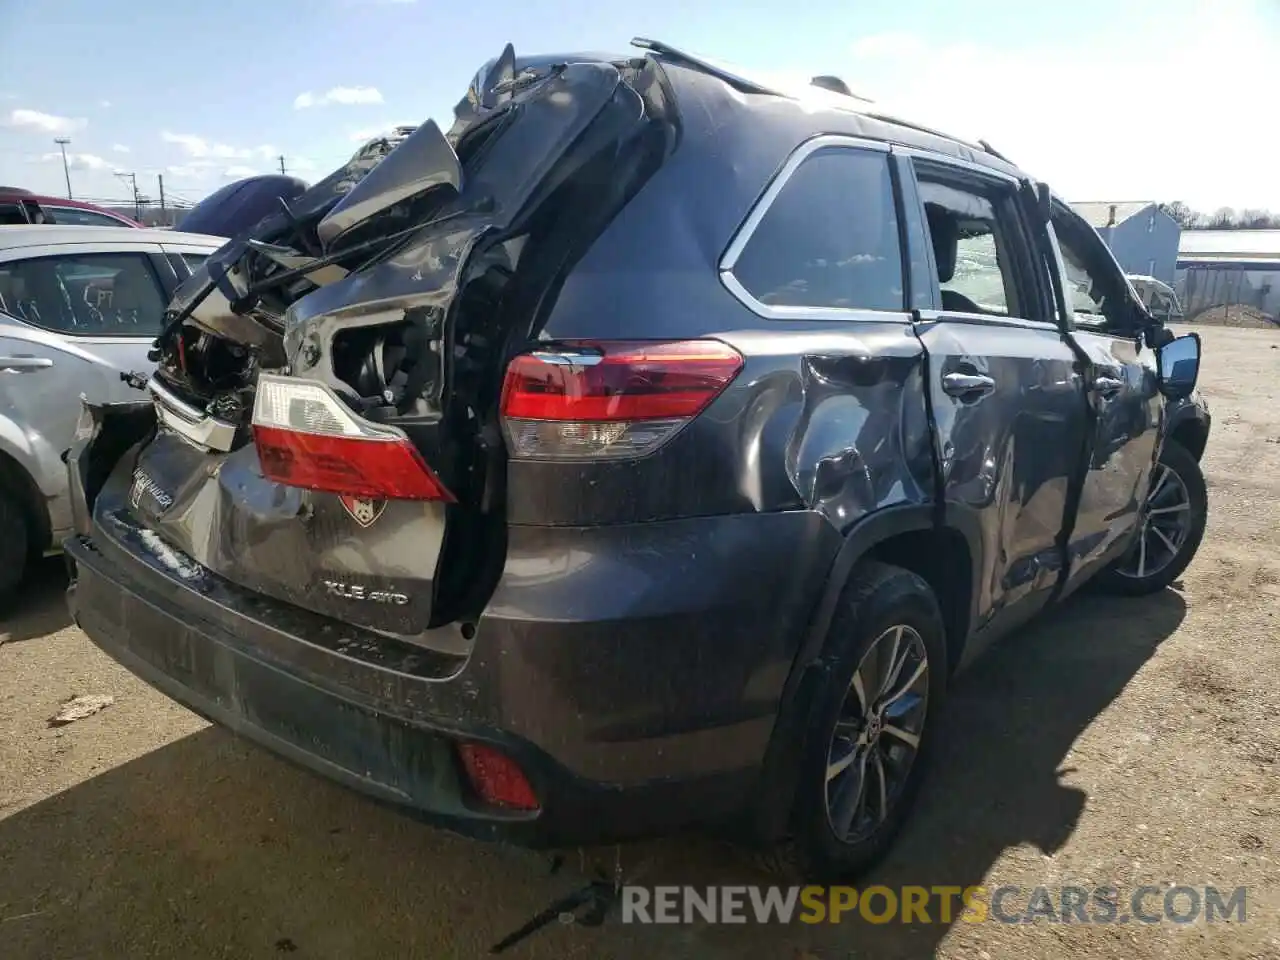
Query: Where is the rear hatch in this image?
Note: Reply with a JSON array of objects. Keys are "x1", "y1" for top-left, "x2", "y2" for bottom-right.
[{"x1": 107, "y1": 48, "x2": 676, "y2": 649}]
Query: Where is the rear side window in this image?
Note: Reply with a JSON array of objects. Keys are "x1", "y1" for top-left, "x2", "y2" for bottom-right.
[
  {"x1": 0, "y1": 252, "x2": 167, "y2": 337},
  {"x1": 0, "y1": 203, "x2": 30, "y2": 225},
  {"x1": 729, "y1": 147, "x2": 904, "y2": 313},
  {"x1": 46, "y1": 206, "x2": 129, "y2": 227}
]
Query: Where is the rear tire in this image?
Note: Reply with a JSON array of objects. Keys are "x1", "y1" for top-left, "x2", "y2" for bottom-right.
[
  {"x1": 0, "y1": 492, "x2": 28, "y2": 610},
  {"x1": 1095, "y1": 440, "x2": 1207, "y2": 596},
  {"x1": 759, "y1": 561, "x2": 947, "y2": 882}
]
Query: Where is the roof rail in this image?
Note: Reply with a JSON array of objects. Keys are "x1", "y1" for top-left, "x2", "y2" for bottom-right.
[{"x1": 630, "y1": 38, "x2": 778, "y2": 95}]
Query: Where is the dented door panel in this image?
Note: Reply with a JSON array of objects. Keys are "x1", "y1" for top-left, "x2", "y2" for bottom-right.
[
  {"x1": 1061, "y1": 329, "x2": 1161, "y2": 592},
  {"x1": 916, "y1": 317, "x2": 1086, "y2": 640}
]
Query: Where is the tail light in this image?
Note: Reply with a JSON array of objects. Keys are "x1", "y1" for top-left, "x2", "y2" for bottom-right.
[
  {"x1": 500, "y1": 339, "x2": 744, "y2": 460},
  {"x1": 251, "y1": 374, "x2": 454, "y2": 501},
  {"x1": 456, "y1": 741, "x2": 540, "y2": 811}
]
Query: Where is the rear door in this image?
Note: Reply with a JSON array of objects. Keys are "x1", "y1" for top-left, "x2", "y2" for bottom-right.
[
  {"x1": 1049, "y1": 205, "x2": 1161, "y2": 596},
  {"x1": 903, "y1": 153, "x2": 1088, "y2": 651}
]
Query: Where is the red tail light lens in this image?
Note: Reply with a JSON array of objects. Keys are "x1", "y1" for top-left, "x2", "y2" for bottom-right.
[
  {"x1": 500, "y1": 339, "x2": 743, "y2": 460},
  {"x1": 456, "y1": 741, "x2": 540, "y2": 811},
  {"x1": 251, "y1": 374, "x2": 454, "y2": 501}
]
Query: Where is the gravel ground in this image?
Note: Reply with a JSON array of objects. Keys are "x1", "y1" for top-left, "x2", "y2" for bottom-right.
[{"x1": 1, "y1": 325, "x2": 1277, "y2": 960}]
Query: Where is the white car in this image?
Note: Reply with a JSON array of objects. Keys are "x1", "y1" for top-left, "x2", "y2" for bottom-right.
[{"x1": 0, "y1": 225, "x2": 225, "y2": 600}]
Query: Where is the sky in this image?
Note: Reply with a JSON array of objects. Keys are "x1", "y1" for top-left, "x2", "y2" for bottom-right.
[{"x1": 0, "y1": 0, "x2": 1276, "y2": 212}]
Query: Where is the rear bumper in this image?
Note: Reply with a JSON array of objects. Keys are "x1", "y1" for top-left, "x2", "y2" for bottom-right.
[{"x1": 66, "y1": 498, "x2": 838, "y2": 847}]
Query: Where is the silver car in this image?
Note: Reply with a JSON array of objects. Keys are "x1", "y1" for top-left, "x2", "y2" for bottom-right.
[{"x1": 0, "y1": 225, "x2": 224, "y2": 600}]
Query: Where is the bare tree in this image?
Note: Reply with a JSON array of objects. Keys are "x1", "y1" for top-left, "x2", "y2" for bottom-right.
[
  {"x1": 1237, "y1": 208, "x2": 1279, "y2": 229},
  {"x1": 1158, "y1": 201, "x2": 1202, "y2": 228},
  {"x1": 1208, "y1": 207, "x2": 1237, "y2": 229}
]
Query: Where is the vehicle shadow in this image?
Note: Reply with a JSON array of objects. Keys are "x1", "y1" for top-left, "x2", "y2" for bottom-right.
[
  {"x1": 620, "y1": 585, "x2": 1189, "y2": 958},
  {"x1": 0, "y1": 588, "x2": 1185, "y2": 960},
  {"x1": 0, "y1": 557, "x2": 71, "y2": 645}
]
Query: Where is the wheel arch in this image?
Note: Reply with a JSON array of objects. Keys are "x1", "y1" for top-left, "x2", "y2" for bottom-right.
[
  {"x1": 0, "y1": 445, "x2": 50, "y2": 557},
  {"x1": 750, "y1": 502, "x2": 979, "y2": 842},
  {"x1": 1165, "y1": 398, "x2": 1210, "y2": 462}
]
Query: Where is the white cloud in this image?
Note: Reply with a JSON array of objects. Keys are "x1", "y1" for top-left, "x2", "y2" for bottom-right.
[
  {"x1": 111, "y1": 143, "x2": 130, "y2": 153},
  {"x1": 294, "y1": 86, "x2": 384, "y2": 109},
  {"x1": 99, "y1": 100, "x2": 112, "y2": 108},
  {"x1": 41, "y1": 151, "x2": 115, "y2": 172},
  {"x1": 223, "y1": 165, "x2": 259, "y2": 179},
  {"x1": 7, "y1": 108, "x2": 86, "y2": 134},
  {"x1": 842, "y1": 1, "x2": 1280, "y2": 210},
  {"x1": 161, "y1": 131, "x2": 277, "y2": 161}
]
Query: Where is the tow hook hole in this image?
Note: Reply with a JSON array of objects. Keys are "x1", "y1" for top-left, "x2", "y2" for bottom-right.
[{"x1": 461, "y1": 621, "x2": 477, "y2": 640}]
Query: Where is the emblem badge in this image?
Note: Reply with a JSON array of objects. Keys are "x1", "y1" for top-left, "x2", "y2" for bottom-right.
[
  {"x1": 130, "y1": 469, "x2": 174, "y2": 512},
  {"x1": 339, "y1": 495, "x2": 386, "y2": 528}
]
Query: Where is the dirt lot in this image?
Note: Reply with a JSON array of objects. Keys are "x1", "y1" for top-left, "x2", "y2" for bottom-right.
[{"x1": 1, "y1": 325, "x2": 1278, "y2": 960}]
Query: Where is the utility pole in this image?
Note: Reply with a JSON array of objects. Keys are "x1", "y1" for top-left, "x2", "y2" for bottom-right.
[
  {"x1": 157, "y1": 174, "x2": 166, "y2": 225},
  {"x1": 114, "y1": 171, "x2": 140, "y2": 221},
  {"x1": 53, "y1": 138, "x2": 72, "y2": 197},
  {"x1": 278, "y1": 155, "x2": 287, "y2": 175}
]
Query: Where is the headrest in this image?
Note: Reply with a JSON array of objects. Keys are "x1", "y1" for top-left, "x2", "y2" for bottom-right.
[{"x1": 925, "y1": 203, "x2": 958, "y2": 284}]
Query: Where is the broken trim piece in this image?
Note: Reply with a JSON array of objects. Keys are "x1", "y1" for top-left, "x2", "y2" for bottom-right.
[{"x1": 147, "y1": 377, "x2": 236, "y2": 452}]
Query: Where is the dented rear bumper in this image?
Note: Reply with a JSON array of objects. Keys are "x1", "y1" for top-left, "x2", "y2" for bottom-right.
[{"x1": 65, "y1": 461, "x2": 839, "y2": 847}]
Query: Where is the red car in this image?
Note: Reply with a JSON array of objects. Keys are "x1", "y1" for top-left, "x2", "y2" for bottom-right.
[{"x1": 0, "y1": 190, "x2": 142, "y2": 228}]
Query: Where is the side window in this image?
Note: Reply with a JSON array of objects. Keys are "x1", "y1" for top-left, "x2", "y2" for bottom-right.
[
  {"x1": 181, "y1": 253, "x2": 209, "y2": 271},
  {"x1": 729, "y1": 147, "x2": 905, "y2": 313},
  {"x1": 1058, "y1": 239, "x2": 1108, "y2": 325},
  {"x1": 916, "y1": 173, "x2": 1029, "y2": 319},
  {"x1": 1051, "y1": 208, "x2": 1134, "y2": 333},
  {"x1": 46, "y1": 206, "x2": 129, "y2": 227},
  {"x1": 0, "y1": 252, "x2": 167, "y2": 337}
]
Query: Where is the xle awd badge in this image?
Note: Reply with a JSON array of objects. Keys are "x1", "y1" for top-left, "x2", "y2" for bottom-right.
[{"x1": 338, "y1": 495, "x2": 386, "y2": 528}]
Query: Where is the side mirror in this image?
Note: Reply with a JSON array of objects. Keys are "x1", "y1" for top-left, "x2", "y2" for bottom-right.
[{"x1": 1157, "y1": 333, "x2": 1201, "y2": 399}]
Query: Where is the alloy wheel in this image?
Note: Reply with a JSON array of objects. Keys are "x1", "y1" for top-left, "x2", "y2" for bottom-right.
[
  {"x1": 824, "y1": 624, "x2": 930, "y2": 843},
  {"x1": 1116, "y1": 461, "x2": 1193, "y2": 580}
]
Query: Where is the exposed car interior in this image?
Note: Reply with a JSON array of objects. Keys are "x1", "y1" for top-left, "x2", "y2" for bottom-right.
[{"x1": 920, "y1": 181, "x2": 1022, "y2": 318}]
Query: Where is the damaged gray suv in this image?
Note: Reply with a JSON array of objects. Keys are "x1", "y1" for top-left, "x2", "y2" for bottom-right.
[{"x1": 64, "y1": 40, "x2": 1211, "y2": 879}]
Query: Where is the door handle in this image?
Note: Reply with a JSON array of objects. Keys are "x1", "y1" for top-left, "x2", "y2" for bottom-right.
[
  {"x1": 0, "y1": 355, "x2": 53, "y2": 373},
  {"x1": 1093, "y1": 376, "x2": 1125, "y2": 396},
  {"x1": 941, "y1": 372, "x2": 996, "y2": 398}
]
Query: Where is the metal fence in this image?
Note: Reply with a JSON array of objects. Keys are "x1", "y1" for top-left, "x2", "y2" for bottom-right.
[{"x1": 1174, "y1": 263, "x2": 1280, "y2": 325}]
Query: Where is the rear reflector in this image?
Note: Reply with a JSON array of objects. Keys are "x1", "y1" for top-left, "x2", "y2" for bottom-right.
[
  {"x1": 251, "y1": 374, "x2": 454, "y2": 501},
  {"x1": 456, "y1": 742, "x2": 540, "y2": 811},
  {"x1": 500, "y1": 339, "x2": 743, "y2": 460}
]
